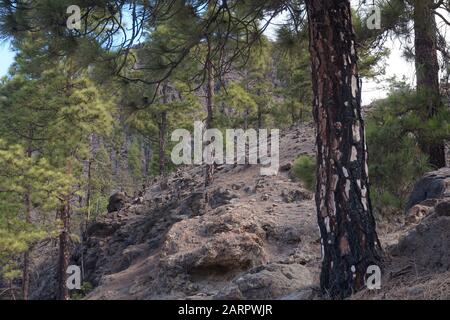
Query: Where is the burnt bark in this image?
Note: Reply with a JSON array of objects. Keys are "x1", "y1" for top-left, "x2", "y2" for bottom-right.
[
  {"x1": 305, "y1": 0, "x2": 382, "y2": 299},
  {"x1": 413, "y1": 0, "x2": 446, "y2": 168}
]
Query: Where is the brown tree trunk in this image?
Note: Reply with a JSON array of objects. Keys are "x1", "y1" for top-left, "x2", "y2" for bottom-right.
[
  {"x1": 159, "y1": 84, "x2": 168, "y2": 177},
  {"x1": 57, "y1": 161, "x2": 72, "y2": 301},
  {"x1": 85, "y1": 158, "x2": 92, "y2": 231},
  {"x1": 158, "y1": 84, "x2": 169, "y2": 191},
  {"x1": 204, "y1": 56, "x2": 215, "y2": 192},
  {"x1": 158, "y1": 112, "x2": 167, "y2": 177},
  {"x1": 57, "y1": 200, "x2": 70, "y2": 300},
  {"x1": 414, "y1": 0, "x2": 446, "y2": 168},
  {"x1": 22, "y1": 190, "x2": 32, "y2": 300},
  {"x1": 305, "y1": 0, "x2": 382, "y2": 299},
  {"x1": 22, "y1": 144, "x2": 32, "y2": 300}
]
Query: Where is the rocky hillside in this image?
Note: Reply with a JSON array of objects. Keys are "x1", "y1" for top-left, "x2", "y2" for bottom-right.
[
  {"x1": 67, "y1": 123, "x2": 320, "y2": 300},
  {"x1": 75, "y1": 123, "x2": 320, "y2": 300},
  {"x1": 29, "y1": 123, "x2": 450, "y2": 300}
]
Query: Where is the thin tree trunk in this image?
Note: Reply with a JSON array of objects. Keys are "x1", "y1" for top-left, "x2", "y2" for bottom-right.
[
  {"x1": 57, "y1": 160, "x2": 72, "y2": 301},
  {"x1": 305, "y1": 0, "x2": 382, "y2": 299},
  {"x1": 22, "y1": 143, "x2": 32, "y2": 300},
  {"x1": 158, "y1": 84, "x2": 169, "y2": 190},
  {"x1": 144, "y1": 143, "x2": 151, "y2": 179},
  {"x1": 57, "y1": 201, "x2": 70, "y2": 300},
  {"x1": 85, "y1": 158, "x2": 92, "y2": 231},
  {"x1": 244, "y1": 109, "x2": 249, "y2": 131},
  {"x1": 22, "y1": 190, "x2": 32, "y2": 300},
  {"x1": 159, "y1": 85, "x2": 168, "y2": 177},
  {"x1": 204, "y1": 56, "x2": 215, "y2": 192},
  {"x1": 257, "y1": 89, "x2": 263, "y2": 129},
  {"x1": 414, "y1": 0, "x2": 446, "y2": 168},
  {"x1": 158, "y1": 112, "x2": 167, "y2": 175}
]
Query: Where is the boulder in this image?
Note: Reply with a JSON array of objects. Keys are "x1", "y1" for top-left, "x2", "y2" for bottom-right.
[
  {"x1": 392, "y1": 215, "x2": 450, "y2": 273},
  {"x1": 436, "y1": 200, "x2": 450, "y2": 217},
  {"x1": 279, "y1": 162, "x2": 292, "y2": 172},
  {"x1": 86, "y1": 221, "x2": 122, "y2": 238},
  {"x1": 281, "y1": 189, "x2": 312, "y2": 203},
  {"x1": 406, "y1": 168, "x2": 450, "y2": 211},
  {"x1": 406, "y1": 205, "x2": 432, "y2": 225},
  {"x1": 209, "y1": 188, "x2": 239, "y2": 209},
  {"x1": 107, "y1": 192, "x2": 128, "y2": 213},
  {"x1": 159, "y1": 207, "x2": 267, "y2": 283},
  {"x1": 179, "y1": 192, "x2": 205, "y2": 216},
  {"x1": 215, "y1": 263, "x2": 313, "y2": 300}
]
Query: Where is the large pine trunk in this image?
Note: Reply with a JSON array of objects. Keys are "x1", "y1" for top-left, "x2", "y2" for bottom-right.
[
  {"x1": 414, "y1": 0, "x2": 446, "y2": 168},
  {"x1": 305, "y1": 0, "x2": 382, "y2": 299}
]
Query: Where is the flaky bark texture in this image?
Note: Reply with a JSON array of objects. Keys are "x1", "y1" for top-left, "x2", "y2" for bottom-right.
[
  {"x1": 305, "y1": 0, "x2": 382, "y2": 299},
  {"x1": 413, "y1": 0, "x2": 446, "y2": 168}
]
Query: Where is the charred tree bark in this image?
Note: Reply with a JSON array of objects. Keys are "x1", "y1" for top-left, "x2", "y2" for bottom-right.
[
  {"x1": 413, "y1": 0, "x2": 446, "y2": 168},
  {"x1": 305, "y1": 0, "x2": 382, "y2": 299}
]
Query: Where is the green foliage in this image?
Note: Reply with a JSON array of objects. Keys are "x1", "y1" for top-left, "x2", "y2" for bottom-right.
[
  {"x1": 365, "y1": 82, "x2": 444, "y2": 213},
  {"x1": 216, "y1": 81, "x2": 258, "y2": 128},
  {"x1": 70, "y1": 281, "x2": 94, "y2": 300},
  {"x1": 291, "y1": 155, "x2": 316, "y2": 191},
  {"x1": 272, "y1": 25, "x2": 313, "y2": 127},
  {"x1": 0, "y1": 140, "x2": 71, "y2": 279},
  {"x1": 0, "y1": 50, "x2": 114, "y2": 285}
]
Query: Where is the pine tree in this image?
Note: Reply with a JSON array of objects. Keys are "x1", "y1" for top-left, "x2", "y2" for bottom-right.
[
  {"x1": 356, "y1": 0, "x2": 448, "y2": 168},
  {"x1": 0, "y1": 140, "x2": 71, "y2": 299},
  {"x1": 305, "y1": 0, "x2": 382, "y2": 299},
  {"x1": 412, "y1": 0, "x2": 446, "y2": 168}
]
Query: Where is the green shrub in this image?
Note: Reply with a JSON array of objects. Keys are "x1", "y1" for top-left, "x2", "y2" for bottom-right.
[
  {"x1": 291, "y1": 155, "x2": 316, "y2": 191},
  {"x1": 70, "y1": 281, "x2": 94, "y2": 300},
  {"x1": 366, "y1": 83, "x2": 435, "y2": 214}
]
